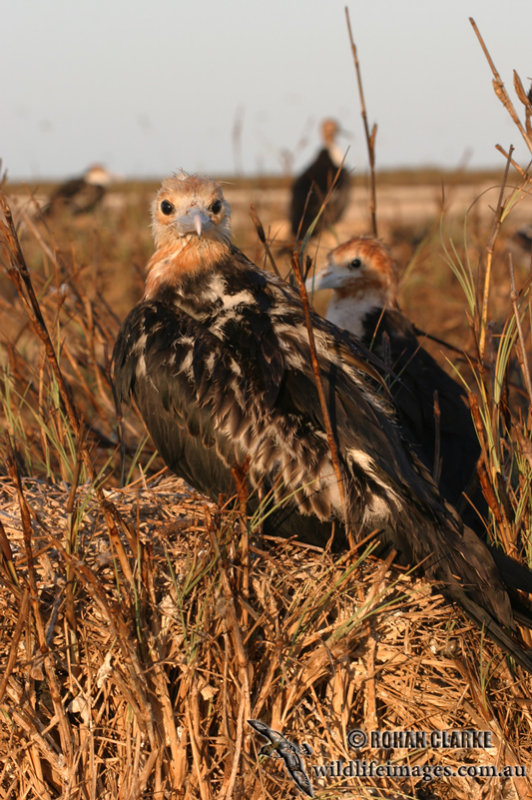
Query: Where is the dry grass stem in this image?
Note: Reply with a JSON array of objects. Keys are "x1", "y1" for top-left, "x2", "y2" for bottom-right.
[
  {"x1": 470, "y1": 18, "x2": 532, "y2": 157},
  {"x1": 345, "y1": 6, "x2": 378, "y2": 236}
]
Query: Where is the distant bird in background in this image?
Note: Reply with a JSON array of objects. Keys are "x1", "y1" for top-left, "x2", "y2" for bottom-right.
[
  {"x1": 289, "y1": 119, "x2": 350, "y2": 240},
  {"x1": 515, "y1": 224, "x2": 532, "y2": 251},
  {"x1": 42, "y1": 164, "x2": 119, "y2": 216},
  {"x1": 113, "y1": 173, "x2": 532, "y2": 671}
]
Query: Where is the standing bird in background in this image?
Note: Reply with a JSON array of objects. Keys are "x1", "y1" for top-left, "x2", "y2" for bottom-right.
[
  {"x1": 290, "y1": 119, "x2": 350, "y2": 240},
  {"x1": 113, "y1": 172, "x2": 532, "y2": 671},
  {"x1": 42, "y1": 164, "x2": 119, "y2": 217}
]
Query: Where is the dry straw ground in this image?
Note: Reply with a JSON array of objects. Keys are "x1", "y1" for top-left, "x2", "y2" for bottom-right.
[{"x1": 1, "y1": 25, "x2": 532, "y2": 800}]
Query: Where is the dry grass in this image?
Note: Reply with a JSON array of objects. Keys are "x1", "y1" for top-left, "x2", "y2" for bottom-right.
[
  {"x1": 0, "y1": 169, "x2": 531, "y2": 800},
  {"x1": 1, "y1": 469, "x2": 531, "y2": 800},
  {"x1": 1, "y1": 26, "x2": 532, "y2": 796}
]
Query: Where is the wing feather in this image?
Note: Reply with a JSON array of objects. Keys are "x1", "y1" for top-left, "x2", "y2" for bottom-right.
[{"x1": 113, "y1": 263, "x2": 518, "y2": 635}]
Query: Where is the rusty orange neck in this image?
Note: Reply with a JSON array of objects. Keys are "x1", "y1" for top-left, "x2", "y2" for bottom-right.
[{"x1": 144, "y1": 237, "x2": 231, "y2": 298}]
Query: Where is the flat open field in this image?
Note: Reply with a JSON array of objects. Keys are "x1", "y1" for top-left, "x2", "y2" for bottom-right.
[
  {"x1": 1, "y1": 171, "x2": 531, "y2": 800},
  {"x1": 9, "y1": 169, "x2": 532, "y2": 355}
]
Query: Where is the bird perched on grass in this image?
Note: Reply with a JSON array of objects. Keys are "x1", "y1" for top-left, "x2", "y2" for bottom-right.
[
  {"x1": 305, "y1": 236, "x2": 532, "y2": 598},
  {"x1": 290, "y1": 119, "x2": 350, "y2": 240},
  {"x1": 42, "y1": 164, "x2": 119, "y2": 216},
  {"x1": 113, "y1": 172, "x2": 532, "y2": 671}
]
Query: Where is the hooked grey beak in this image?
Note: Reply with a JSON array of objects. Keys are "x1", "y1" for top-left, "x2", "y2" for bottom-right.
[
  {"x1": 176, "y1": 206, "x2": 210, "y2": 238},
  {"x1": 305, "y1": 267, "x2": 334, "y2": 292}
]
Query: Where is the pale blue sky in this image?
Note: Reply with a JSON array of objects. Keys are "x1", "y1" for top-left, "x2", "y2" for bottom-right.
[{"x1": 3, "y1": 0, "x2": 531, "y2": 180}]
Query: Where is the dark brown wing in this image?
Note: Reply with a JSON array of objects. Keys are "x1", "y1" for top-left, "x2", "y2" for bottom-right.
[
  {"x1": 362, "y1": 308, "x2": 480, "y2": 507},
  {"x1": 113, "y1": 255, "x2": 532, "y2": 670},
  {"x1": 43, "y1": 178, "x2": 105, "y2": 216},
  {"x1": 290, "y1": 149, "x2": 349, "y2": 238}
]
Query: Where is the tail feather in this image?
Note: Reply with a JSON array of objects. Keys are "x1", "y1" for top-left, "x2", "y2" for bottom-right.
[
  {"x1": 489, "y1": 549, "x2": 532, "y2": 595},
  {"x1": 448, "y1": 588, "x2": 532, "y2": 674}
]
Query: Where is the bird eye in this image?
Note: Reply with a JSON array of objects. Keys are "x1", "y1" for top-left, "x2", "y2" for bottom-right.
[
  {"x1": 348, "y1": 257, "x2": 362, "y2": 270},
  {"x1": 210, "y1": 199, "x2": 222, "y2": 214},
  {"x1": 160, "y1": 199, "x2": 174, "y2": 215}
]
